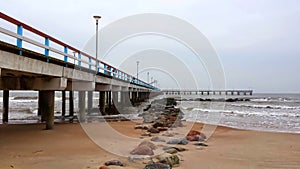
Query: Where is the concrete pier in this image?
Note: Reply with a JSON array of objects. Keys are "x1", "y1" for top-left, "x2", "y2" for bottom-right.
[
  {"x1": 2, "y1": 90, "x2": 9, "y2": 123},
  {"x1": 39, "y1": 91, "x2": 55, "y2": 130},
  {"x1": 0, "y1": 14, "x2": 158, "y2": 130}
]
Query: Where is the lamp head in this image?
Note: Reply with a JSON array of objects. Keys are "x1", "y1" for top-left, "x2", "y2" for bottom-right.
[{"x1": 93, "y1": 15, "x2": 101, "y2": 21}]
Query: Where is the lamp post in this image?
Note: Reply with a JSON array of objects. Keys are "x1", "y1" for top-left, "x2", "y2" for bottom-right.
[
  {"x1": 147, "y1": 72, "x2": 149, "y2": 83},
  {"x1": 93, "y1": 15, "x2": 101, "y2": 72},
  {"x1": 136, "y1": 61, "x2": 139, "y2": 81}
]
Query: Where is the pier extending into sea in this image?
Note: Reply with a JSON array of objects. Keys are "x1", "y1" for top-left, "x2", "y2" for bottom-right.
[
  {"x1": 163, "y1": 90, "x2": 253, "y2": 96},
  {"x1": 0, "y1": 12, "x2": 253, "y2": 129}
]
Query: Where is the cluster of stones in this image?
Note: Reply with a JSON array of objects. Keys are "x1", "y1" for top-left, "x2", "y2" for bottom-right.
[
  {"x1": 133, "y1": 98, "x2": 207, "y2": 168},
  {"x1": 99, "y1": 98, "x2": 208, "y2": 169}
]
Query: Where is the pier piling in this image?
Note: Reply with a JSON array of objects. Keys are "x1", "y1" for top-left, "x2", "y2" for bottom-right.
[
  {"x1": 99, "y1": 91, "x2": 106, "y2": 115},
  {"x1": 2, "y1": 90, "x2": 9, "y2": 123},
  {"x1": 39, "y1": 91, "x2": 55, "y2": 130},
  {"x1": 78, "y1": 91, "x2": 86, "y2": 122},
  {"x1": 69, "y1": 91, "x2": 74, "y2": 117},
  {"x1": 62, "y1": 91, "x2": 66, "y2": 117},
  {"x1": 87, "y1": 91, "x2": 93, "y2": 114}
]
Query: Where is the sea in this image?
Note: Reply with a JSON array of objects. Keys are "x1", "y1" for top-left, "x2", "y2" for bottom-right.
[{"x1": 0, "y1": 91, "x2": 299, "y2": 134}]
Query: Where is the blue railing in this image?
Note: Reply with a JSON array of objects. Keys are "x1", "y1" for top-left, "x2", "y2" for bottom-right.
[{"x1": 0, "y1": 12, "x2": 158, "y2": 90}]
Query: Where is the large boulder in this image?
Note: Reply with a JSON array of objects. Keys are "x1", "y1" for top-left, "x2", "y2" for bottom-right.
[
  {"x1": 163, "y1": 146, "x2": 187, "y2": 152},
  {"x1": 167, "y1": 138, "x2": 189, "y2": 145},
  {"x1": 142, "y1": 114, "x2": 156, "y2": 123},
  {"x1": 130, "y1": 145, "x2": 154, "y2": 156},
  {"x1": 186, "y1": 130, "x2": 206, "y2": 142},
  {"x1": 148, "y1": 127, "x2": 160, "y2": 134},
  {"x1": 144, "y1": 161, "x2": 171, "y2": 169},
  {"x1": 138, "y1": 141, "x2": 157, "y2": 150},
  {"x1": 157, "y1": 153, "x2": 180, "y2": 167}
]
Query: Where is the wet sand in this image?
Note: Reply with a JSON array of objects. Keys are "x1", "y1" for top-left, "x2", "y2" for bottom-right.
[{"x1": 0, "y1": 121, "x2": 300, "y2": 169}]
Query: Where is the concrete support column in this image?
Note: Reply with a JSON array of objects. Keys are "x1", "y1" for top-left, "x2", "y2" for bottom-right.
[
  {"x1": 138, "y1": 92, "x2": 142, "y2": 102},
  {"x1": 132, "y1": 92, "x2": 137, "y2": 105},
  {"x1": 121, "y1": 92, "x2": 127, "y2": 105},
  {"x1": 99, "y1": 91, "x2": 106, "y2": 115},
  {"x1": 62, "y1": 91, "x2": 66, "y2": 117},
  {"x1": 146, "y1": 92, "x2": 150, "y2": 100},
  {"x1": 69, "y1": 91, "x2": 74, "y2": 117},
  {"x1": 38, "y1": 91, "x2": 41, "y2": 116},
  {"x1": 40, "y1": 91, "x2": 55, "y2": 130},
  {"x1": 128, "y1": 91, "x2": 132, "y2": 104},
  {"x1": 112, "y1": 92, "x2": 118, "y2": 104},
  {"x1": 78, "y1": 91, "x2": 86, "y2": 122},
  {"x1": 2, "y1": 90, "x2": 9, "y2": 123},
  {"x1": 38, "y1": 91, "x2": 47, "y2": 122},
  {"x1": 87, "y1": 91, "x2": 93, "y2": 114},
  {"x1": 108, "y1": 91, "x2": 112, "y2": 108}
]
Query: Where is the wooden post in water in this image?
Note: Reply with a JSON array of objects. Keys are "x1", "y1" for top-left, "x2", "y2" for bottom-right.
[{"x1": 2, "y1": 90, "x2": 9, "y2": 123}]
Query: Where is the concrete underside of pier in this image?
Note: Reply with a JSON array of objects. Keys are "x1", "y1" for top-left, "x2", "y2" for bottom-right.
[{"x1": 0, "y1": 45, "x2": 154, "y2": 129}]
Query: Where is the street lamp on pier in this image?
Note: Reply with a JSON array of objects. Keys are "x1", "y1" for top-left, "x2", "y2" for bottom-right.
[
  {"x1": 93, "y1": 15, "x2": 101, "y2": 72},
  {"x1": 136, "y1": 61, "x2": 140, "y2": 81}
]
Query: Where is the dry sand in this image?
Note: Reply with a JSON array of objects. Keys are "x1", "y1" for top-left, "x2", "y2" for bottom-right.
[{"x1": 0, "y1": 121, "x2": 300, "y2": 169}]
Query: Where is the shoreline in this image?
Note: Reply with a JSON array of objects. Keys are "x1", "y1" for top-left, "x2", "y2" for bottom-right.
[{"x1": 1, "y1": 121, "x2": 300, "y2": 169}]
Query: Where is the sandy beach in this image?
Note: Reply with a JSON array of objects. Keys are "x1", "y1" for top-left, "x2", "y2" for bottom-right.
[{"x1": 0, "y1": 121, "x2": 300, "y2": 169}]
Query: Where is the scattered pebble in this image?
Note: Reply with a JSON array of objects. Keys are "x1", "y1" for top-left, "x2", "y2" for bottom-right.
[
  {"x1": 194, "y1": 142, "x2": 208, "y2": 147},
  {"x1": 164, "y1": 148, "x2": 178, "y2": 154},
  {"x1": 151, "y1": 136, "x2": 166, "y2": 142},
  {"x1": 99, "y1": 166, "x2": 110, "y2": 169},
  {"x1": 104, "y1": 160, "x2": 124, "y2": 166}
]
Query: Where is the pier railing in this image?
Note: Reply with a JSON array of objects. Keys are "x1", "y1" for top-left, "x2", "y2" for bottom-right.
[{"x1": 0, "y1": 12, "x2": 158, "y2": 90}]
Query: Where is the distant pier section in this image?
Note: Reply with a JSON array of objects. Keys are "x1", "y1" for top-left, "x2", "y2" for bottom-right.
[{"x1": 163, "y1": 90, "x2": 253, "y2": 96}]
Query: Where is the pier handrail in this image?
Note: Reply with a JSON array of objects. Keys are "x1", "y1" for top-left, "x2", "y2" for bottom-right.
[{"x1": 0, "y1": 12, "x2": 158, "y2": 90}]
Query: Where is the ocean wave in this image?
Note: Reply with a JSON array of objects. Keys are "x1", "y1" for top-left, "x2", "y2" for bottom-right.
[
  {"x1": 183, "y1": 107, "x2": 300, "y2": 118},
  {"x1": 12, "y1": 96, "x2": 38, "y2": 100},
  {"x1": 251, "y1": 97, "x2": 300, "y2": 103},
  {"x1": 230, "y1": 103, "x2": 300, "y2": 110}
]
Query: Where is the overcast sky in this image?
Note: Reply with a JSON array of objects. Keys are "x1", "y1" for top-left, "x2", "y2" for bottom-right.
[{"x1": 1, "y1": 0, "x2": 300, "y2": 93}]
